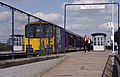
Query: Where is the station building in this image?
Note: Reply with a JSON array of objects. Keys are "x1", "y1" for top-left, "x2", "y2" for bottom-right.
[
  {"x1": 91, "y1": 33, "x2": 107, "y2": 51},
  {"x1": 7, "y1": 34, "x2": 24, "y2": 51}
]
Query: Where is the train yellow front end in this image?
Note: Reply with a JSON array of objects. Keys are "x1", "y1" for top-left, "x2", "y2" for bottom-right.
[{"x1": 24, "y1": 22, "x2": 55, "y2": 53}]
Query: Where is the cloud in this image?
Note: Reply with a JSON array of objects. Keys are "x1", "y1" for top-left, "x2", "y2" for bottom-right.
[
  {"x1": 63, "y1": 0, "x2": 114, "y2": 15},
  {"x1": 98, "y1": 22, "x2": 118, "y2": 31},
  {"x1": 67, "y1": 17, "x2": 94, "y2": 24},
  {"x1": 0, "y1": 0, "x2": 118, "y2": 43},
  {"x1": 104, "y1": 16, "x2": 111, "y2": 20},
  {"x1": 0, "y1": 11, "x2": 64, "y2": 37},
  {"x1": 35, "y1": 12, "x2": 63, "y2": 26},
  {"x1": 0, "y1": 11, "x2": 11, "y2": 20},
  {"x1": 0, "y1": 11, "x2": 27, "y2": 37},
  {"x1": 63, "y1": 0, "x2": 110, "y2": 11},
  {"x1": 63, "y1": 0, "x2": 119, "y2": 35},
  {"x1": 67, "y1": 23, "x2": 90, "y2": 30}
]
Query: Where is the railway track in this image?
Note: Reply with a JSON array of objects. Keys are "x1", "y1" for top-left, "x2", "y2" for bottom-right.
[
  {"x1": 0, "y1": 49, "x2": 85, "y2": 60},
  {"x1": 0, "y1": 52, "x2": 27, "y2": 60}
]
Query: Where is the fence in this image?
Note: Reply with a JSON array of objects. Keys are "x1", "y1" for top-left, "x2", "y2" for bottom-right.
[{"x1": 0, "y1": 2, "x2": 50, "y2": 59}]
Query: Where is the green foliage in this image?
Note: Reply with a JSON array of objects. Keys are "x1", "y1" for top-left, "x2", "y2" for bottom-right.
[
  {"x1": 40, "y1": 50, "x2": 46, "y2": 56},
  {"x1": 40, "y1": 49, "x2": 53, "y2": 56},
  {"x1": 0, "y1": 43, "x2": 12, "y2": 51}
]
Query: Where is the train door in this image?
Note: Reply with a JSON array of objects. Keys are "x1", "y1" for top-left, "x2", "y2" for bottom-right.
[
  {"x1": 68, "y1": 34, "x2": 74, "y2": 48},
  {"x1": 55, "y1": 26, "x2": 62, "y2": 52},
  {"x1": 60, "y1": 29, "x2": 65, "y2": 52}
]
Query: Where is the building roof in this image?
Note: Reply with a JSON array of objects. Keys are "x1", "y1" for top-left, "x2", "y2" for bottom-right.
[{"x1": 91, "y1": 33, "x2": 107, "y2": 37}]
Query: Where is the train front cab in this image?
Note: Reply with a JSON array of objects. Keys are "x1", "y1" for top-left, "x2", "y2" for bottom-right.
[{"x1": 24, "y1": 22, "x2": 55, "y2": 54}]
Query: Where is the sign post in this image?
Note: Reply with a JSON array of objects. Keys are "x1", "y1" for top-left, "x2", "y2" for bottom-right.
[{"x1": 64, "y1": 3, "x2": 119, "y2": 54}]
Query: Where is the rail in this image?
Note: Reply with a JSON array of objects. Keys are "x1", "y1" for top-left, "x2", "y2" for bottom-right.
[
  {"x1": 114, "y1": 55, "x2": 120, "y2": 77},
  {"x1": 102, "y1": 55, "x2": 115, "y2": 77}
]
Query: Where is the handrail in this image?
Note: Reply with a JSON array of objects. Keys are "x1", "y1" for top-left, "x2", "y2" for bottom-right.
[
  {"x1": 101, "y1": 55, "x2": 115, "y2": 77},
  {"x1": 114, "y1": 55, "x2": 120, "y2": 77}
]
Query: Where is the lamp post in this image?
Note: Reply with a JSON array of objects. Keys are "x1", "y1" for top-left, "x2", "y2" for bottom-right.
[
  {"x1": 112, "y1": 0, "x2": 115, "y2": 53},
  {"x1": 107, "y1": 22, "x2": 115, "y2": 53},
  {"x1": 111, "y1": 23, "x2": 115, "y2": 53}
]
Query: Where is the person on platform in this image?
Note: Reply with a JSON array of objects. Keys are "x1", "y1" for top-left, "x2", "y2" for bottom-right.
[
  {"x1": 83, "y1": 35, "x2": 88, "y2": 52},
  {"x1": 87, "y1": 37, "x2": 91, "y2": 51},
  {"x1": 107, "y1": 41, "x2": 110, "y2": 50}
]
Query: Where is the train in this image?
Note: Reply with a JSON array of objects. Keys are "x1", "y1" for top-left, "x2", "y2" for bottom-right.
[{"x1": 24, "y1": 21, "x2": 84, "y2": 54}]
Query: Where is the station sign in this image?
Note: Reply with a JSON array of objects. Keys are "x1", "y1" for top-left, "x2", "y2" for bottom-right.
[{"x1": 80, "y1": 5, "x2": 105, "y2": 9}]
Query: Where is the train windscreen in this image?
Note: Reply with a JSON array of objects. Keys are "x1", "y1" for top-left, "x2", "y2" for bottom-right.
[{"x1": 25, "y1": 23, "x2": 53, "y2": 38}]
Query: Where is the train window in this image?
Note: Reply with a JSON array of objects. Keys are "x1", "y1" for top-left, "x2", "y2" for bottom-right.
[
  {"x1": 25, "y1": 24, "x2": 36, "y2": 38},
  {"x1": 56, "y1": 27, "x2": 60, "y2": 39},
  {"x1": 25, "y1": 25, "x2": 34, "y2": 38},
  {"x1": 46, "y1": 25, "x2": 53, "y2": 37},
  {"x1": 29, "y1": 26, "x2": 34, "y2": 37},
  {"x1": 35, "y1": 24, "x2": 53, "y2": 38},
  {"x1": 25, "y1": 23, "x2": 53, "y2": 38},
  {"x1": 36, "y1": 25, "x2": 44, "y2": 37}
]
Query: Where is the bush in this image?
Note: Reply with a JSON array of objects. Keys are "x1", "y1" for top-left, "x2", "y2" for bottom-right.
[{"x1": 0, "y1": 43, "x2": 12, "y2": 51}]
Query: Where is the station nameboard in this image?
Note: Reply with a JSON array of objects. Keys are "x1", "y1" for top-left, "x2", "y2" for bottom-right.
[{"x1": 80, "y1": 5, "x2": 105, "y2": 9}]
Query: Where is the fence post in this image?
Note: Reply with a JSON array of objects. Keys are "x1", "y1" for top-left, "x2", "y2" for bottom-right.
[
  {"x1": 48, "y1": 25, "x2": 51, "y2": 55},
  {"x1": 63, "y1": 4, "x2": 67, "y2": 54},
  {"x1": 118, "y1": 3, "x2": 120, "y2": 55},
  {"x1": 12, "y1": 8, "x2": 14, "y2": 59},
  {"x1": 27, "y1": 15, "x2": 30, "y2": 57}
]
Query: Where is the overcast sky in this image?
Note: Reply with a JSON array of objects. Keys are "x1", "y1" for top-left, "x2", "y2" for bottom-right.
[{"x1": 0, "y1": 0, "x2": 119, "y2": 42}]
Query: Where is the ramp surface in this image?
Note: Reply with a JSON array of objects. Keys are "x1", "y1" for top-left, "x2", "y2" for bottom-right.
[{"x1": 41, "y1": 51, "x2": 113, "y2": 77}]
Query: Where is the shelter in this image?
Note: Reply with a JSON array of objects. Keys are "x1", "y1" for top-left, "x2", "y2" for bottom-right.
[
  {"x1": 8, "y1": 34, "x2": 24, "y2": 51},
  {"x1": 91, "y1": 33, "x2": 107, "y2": 51}
]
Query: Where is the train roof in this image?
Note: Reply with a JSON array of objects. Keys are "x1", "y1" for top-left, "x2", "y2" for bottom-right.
[
  {"x1": 27, "y1": 21, "x2": 82, "y2": 38},
  {"x1": 65, "y1": 29, "x2": 82, "y2": 38},
  {"x1": 26, "y1": 21, "x2": 57, "y2": 26}
]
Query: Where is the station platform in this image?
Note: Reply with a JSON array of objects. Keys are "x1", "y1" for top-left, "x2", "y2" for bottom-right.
[{"x1": 40, "y1": 51, "x2": 115, "y2": 77}]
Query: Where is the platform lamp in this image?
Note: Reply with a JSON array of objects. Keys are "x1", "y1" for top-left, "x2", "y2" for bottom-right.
[{"x1": 107, "y1": 22, "x2": 115, "y2": 53}]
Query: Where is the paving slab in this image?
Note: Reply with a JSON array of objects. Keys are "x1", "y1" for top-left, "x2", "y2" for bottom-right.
[{"x1": 40, "y1": 51, "x2": 113, "y2": 77}]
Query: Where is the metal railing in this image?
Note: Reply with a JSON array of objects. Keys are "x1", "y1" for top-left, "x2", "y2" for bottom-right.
[
  {"x1": 114, "y1": 55, "x2": 120, "y2": 77},
  {"x1": 102, "y1": 55, "x2": 115, "y2": 77},
  {"x1": 0, "y1": 2, "x2": 50, "y2": 59}
]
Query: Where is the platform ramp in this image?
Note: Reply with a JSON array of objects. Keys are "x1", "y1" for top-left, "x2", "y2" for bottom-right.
[
  {"x1": 41, "y1": 51, "x2": 114, "y2": 77},
  {"x1": 102, "y1": 55, "x2": 115, "y2": 77}
]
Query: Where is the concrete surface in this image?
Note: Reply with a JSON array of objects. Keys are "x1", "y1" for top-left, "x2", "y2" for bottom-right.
[
  {"x1": 0, "y1": 56, "x2": 65, "y2": 77},
  {"x1": 0, "y1": 54, "x2": 64, "y2": 68},
  {"x1": 41, "y1": 51, "x2": 113, "y2": 77}
]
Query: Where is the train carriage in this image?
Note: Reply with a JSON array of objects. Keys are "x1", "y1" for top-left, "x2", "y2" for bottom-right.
[
  {"x1": 65, "y1": 30, "x2": 83, "y2": 51},
  {"x1": 24, "y1": 21, "x2": 83, "y2": 54}
]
